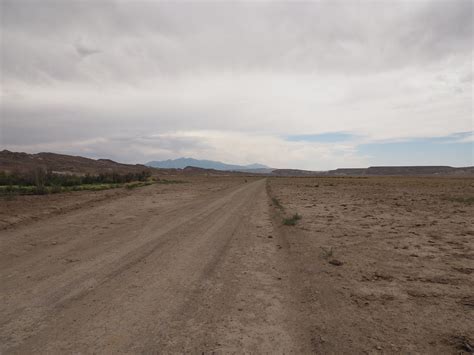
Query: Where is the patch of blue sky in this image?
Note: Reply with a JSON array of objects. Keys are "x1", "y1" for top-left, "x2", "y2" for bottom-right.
[{"x1": 358, "y1": 132, "x2": 473, "y2": 167}]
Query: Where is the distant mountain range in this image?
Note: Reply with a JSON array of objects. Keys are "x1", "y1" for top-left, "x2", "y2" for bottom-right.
[{"x1": 145, "y1": 158, "x2": 273, "y2": 172}]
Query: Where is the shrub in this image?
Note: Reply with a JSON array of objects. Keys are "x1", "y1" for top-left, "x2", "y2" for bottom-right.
[
  {"x1": 320, "y1": 247, "x2": 334, "y2": 259},
  {"x1": 445, "y1": 196, "x2": 474, "y2": 205},
  {"x1": 50, "y1": 184, "x2": 63, "y2": 194},
  {"x1": 283, "y1": 213, "x2": 302, "y2": 226},
  {"x1": 272, "y1": 197, "x2": 283, "y2": 209},
  {"x1": 157, "y1": 179, "x2": 187, "y2": 184},
  {"x1": 34, "y1": 168, "x2": 47, "y2": 194}
]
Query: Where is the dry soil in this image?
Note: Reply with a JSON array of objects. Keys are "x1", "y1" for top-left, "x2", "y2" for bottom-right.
[{"x1": 0, "y1": 176, "x2": 472, "y2": 353}]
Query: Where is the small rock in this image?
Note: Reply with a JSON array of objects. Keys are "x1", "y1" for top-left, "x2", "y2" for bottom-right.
[
  {"x1": 329, "y1": 259, "x2": 343, "y2": 266},
  {"x1": 65, "y1": 258, "x2": 80, "y2": 263}
]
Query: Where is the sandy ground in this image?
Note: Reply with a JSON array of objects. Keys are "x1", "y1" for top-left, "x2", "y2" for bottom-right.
[
  {"x1": 0, "y1": 176, "x2": 472, "y2": 353},
  {"x1": 267, "y1": 176, "x2": 473, "y2": 354}
]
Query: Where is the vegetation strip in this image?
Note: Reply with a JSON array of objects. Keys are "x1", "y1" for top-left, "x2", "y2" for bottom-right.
[{"x1": 0, "y1": 168, "x2": 158, "y2": 195}]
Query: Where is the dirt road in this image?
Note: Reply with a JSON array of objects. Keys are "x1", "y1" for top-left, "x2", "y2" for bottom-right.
[{"x1": 0, "y1": 178, "x2": 303, "y2": 353}]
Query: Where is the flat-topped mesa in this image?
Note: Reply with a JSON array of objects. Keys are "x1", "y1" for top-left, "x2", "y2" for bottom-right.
[{"x1": 272, "y1": 166, "x2": 474, "y2": 177}]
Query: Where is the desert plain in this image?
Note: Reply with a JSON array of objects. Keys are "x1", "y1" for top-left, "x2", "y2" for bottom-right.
[{"x1": 0, "y1": 175, "x2": 473, "y2": 353}]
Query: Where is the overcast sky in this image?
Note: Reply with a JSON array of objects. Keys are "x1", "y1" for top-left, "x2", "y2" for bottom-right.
[{"x1": 1, "y1": 0, "x2": 472, "y2": 169}]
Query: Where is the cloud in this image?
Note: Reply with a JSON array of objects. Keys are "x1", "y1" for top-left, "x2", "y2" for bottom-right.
[
  {"x1": 2, "y1": 0, "x2": 472, "y2": 82},
  {"x1": 0, "y1": 0, "x2": 472, "y2": 168},
  {"x1": 1, "y1": 129, "x2": 369, "y2": 169},
  {"x1": 286, "y1": 133, "x2": 361, "y2": 143},
  {"x1": 74, "y1": 41, "x2": 101, "y2": 59},
  {"x1": 444, "y1": 132, "x2": 474, "y2": 144}
]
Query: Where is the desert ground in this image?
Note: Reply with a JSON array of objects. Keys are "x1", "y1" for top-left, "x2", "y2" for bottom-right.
[{"x1": 0, "y1": 176, "x2": 473, "y2": 353}]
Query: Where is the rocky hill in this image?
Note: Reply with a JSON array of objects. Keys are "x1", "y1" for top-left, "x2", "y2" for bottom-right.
[{"x1": 0, "y1": 150, "x2": 154, "y2": 175}]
